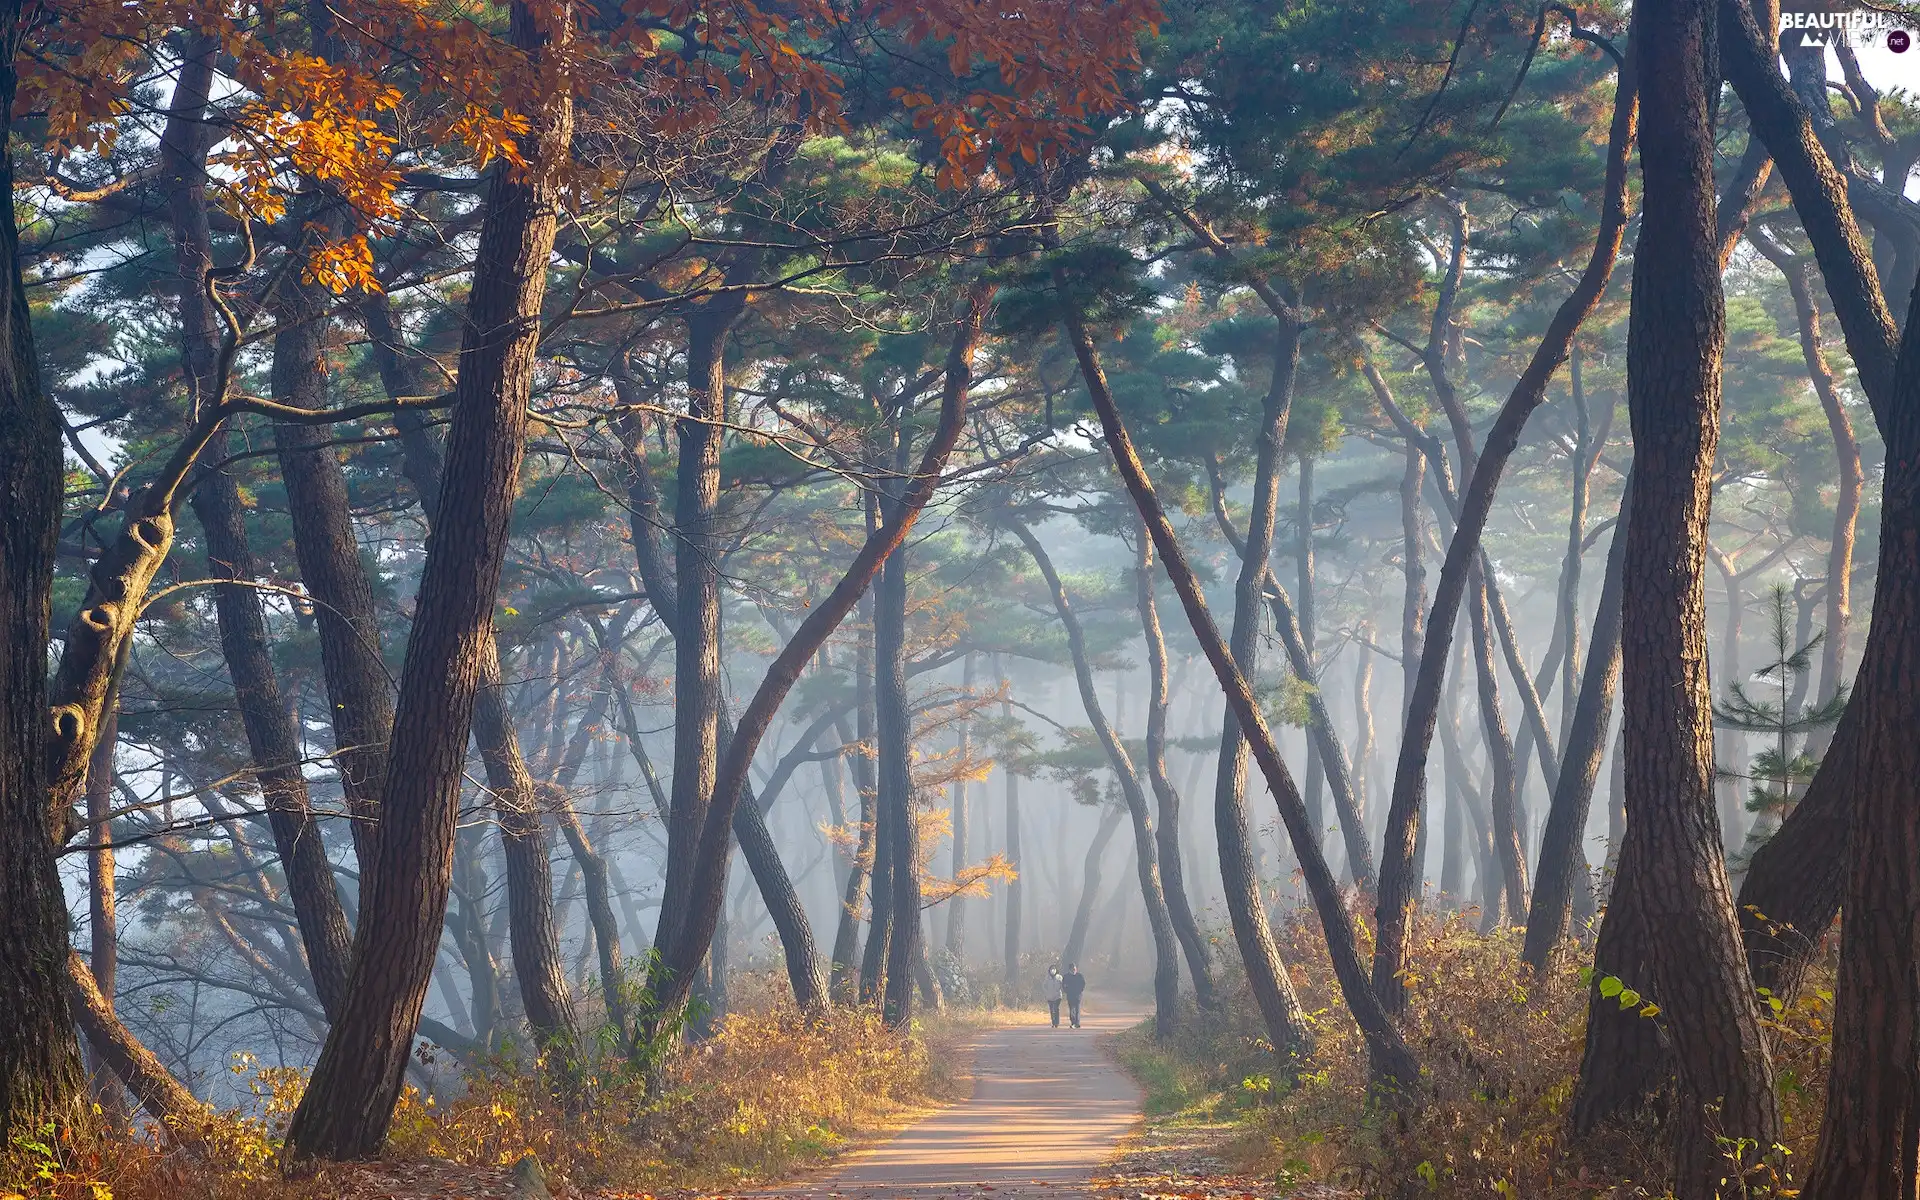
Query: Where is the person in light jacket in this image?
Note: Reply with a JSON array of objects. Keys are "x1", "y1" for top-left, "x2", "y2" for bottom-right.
[{"x1": 1042, "y1": 966, "x2": 1064, "y2": 1028}]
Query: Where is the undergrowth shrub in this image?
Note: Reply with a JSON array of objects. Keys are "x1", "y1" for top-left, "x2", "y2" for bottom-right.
[
  {"x1": 5, "y1": 973, "x2": 962, "y2": 1199},
  {"x1": 1117, "y1": 901, "x2": 1836, "y2": 1199}
]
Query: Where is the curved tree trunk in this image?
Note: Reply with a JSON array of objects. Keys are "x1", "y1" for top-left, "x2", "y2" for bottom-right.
[
  {"x1": 644, "y1": 288, "x2": 989, "y2": 1030},
  {"x1": 272, "y1": 269, "x2": 394, "y2": 868},
  {"x1": 1524, "y1": 478, "x2": 1629, "y2": 969},
  {"x1": 1058, "y1": 285, "x2": 1417, "y2": 1091},
  {"x1": 1137, "y1": 527, "x2": 1218, "y2": 1008},
  {"x1": 1061, "y1": 805, "x2": 1126, "y2": 969},
  {"x1": 1197, "y1": 313, "x2": 1315, "y2": 1070},
  {"x1": 1604, "y1": 7, "x2": 1782, "y2": 1187},
  {"x1": 284, "y1": 7, "x2": 571, "y2": 1158},
  {"x1": 1370, "y1": 60, "x2": 1637, "y2": 1010}
]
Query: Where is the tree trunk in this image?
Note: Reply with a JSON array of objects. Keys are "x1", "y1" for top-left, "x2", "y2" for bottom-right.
[
  {"x1": 472, "y1": 648, "x2": 580, "y2": 1050},
  {"x1": 1137, "y1": 527, "x2": 1218, "y2": 1008},
  {"x1": 654, "y1": 302, "x2": 741, "y2": 972},
  {"x1": 877, "y1": 526, "x2": 920, "y2": 1029},
  {"x1": 1605, "y1": 5, "x2": 1782, "y2": 1186},
  {"x1": 1061, "y1": 805, "x2": 1126, "y2": 969},
  {"x1": 1298, "y1": 459, "x2": 1324, "y2": 837},
  {"x1": 1468, "y1": 565, "x2": 1527, "y2": 925},
  {"x1": 1197, "y1": 311, "x2": 1315, "y2": 1069},
  {"x1": 1751, "y1": 233, "x2": 1862, "y2": 758},
  {"x1": 0, "y1": 0, "x2": 84, "y2": 1129},
  {"x1": 66, "y1": 955, "x2": 201, "y2": 1128},
  {"x1": 271, "y1": 272, "x2": 394, "y2": 867},
  {"x1": 1371, "y1": 58, "x2": 1637, "y2": 1010},
  {"x1": 1524, "y1": 478, "x2": 1629, "y2": 969},
  {"x1": 1003, "y1": 683, "x2": 1024, "y2": 986},
  {"x1": 1058, "y1": 289, "x2": 1417, "y2": 1091},
  {"x1": 284, "y1": 6, "x2": 571, "y2": 1157},
  {"x1": 833, "y1": 612, "x2": 879, "y2": 1002},
  {"x1": 946, "y1": 654, "x2": 973, "y2": 956},
  {"x1": 1012, "y1": 518, "x2": 1181, "y2": 1035}
]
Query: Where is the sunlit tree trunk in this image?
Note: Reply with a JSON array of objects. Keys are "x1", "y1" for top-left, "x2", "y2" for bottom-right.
[
  {"x1": 1598, "y1": 6, "x2": 1782, "y2": 1186},
  {"x1": 283, "y1": 4, "x2": 572, "y2": 1159}
]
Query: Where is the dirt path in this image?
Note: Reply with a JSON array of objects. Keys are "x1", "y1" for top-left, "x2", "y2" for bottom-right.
[{"x1": 752, "y1": 1004, "x2": 1147, "y2": 1198}]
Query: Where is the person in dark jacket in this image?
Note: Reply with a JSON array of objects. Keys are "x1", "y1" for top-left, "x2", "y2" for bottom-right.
[{"x1": 1063, "y1": 963, "x2": 1087, "y2": 1028}]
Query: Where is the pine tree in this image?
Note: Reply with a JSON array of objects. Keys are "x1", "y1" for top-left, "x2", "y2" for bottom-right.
[{"x1": 1714, "y1": 583, "x2": 1847, "y2": 830}]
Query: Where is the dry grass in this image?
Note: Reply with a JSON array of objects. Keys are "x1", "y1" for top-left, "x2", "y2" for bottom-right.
[
  {"x1": 4, "y1": 970, "x2": 988, "y2": 1200},
  {"x1": 1113, "y1": 902, "x2": 1836, "y2": 1199}
]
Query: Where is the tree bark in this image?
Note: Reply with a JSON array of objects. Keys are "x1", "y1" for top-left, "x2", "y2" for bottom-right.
[
  {"x1": 66, "y1": 955, "x2": 202, "y2": 1128},
  {"x1": 1371, "y1": 55, "x2": 1637, "y2": 1010},
  {"x1": 145, "y1": 26, "x2": 356, "y2": 1019},
  {"x1": 1012, "y1": 518, "x2": 1182, "y2": 1035},
  {"x1": 1058, "y1": 290, "x2": 1417, "y2": 1091},
  {"x1": 877, "y1": 520, "x2": 920, "y2": 1029},
  {"x1": 284, "y1": 5, "x2": 571, "y2": 1157},
  {"x1": 271, "y1": 271, "x2": 394, "y2": 867},
  {"x1": 472, "y1": 648, "x2": 580, "y2": 1050},
  {"x1": 1137, "y1": 526, "x2": 1218, "y2": 1008},
  {"x1": 0, "y1": 0, "x2": 84, "y2": 1130},
  {"x1": 1605, "y1": 4, "x2": 1782, "y2": 1186}
]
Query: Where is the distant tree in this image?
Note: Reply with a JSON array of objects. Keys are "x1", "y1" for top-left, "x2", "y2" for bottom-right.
[{"x1": 1714, "y1": 583, "x2": 1847, "y2": 830}]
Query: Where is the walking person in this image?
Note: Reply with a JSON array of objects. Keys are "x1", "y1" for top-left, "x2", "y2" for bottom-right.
[
  {"x1": 1042, "y1": 965, "x2": 1064, "y2": 1028},
  {"x1": 1063, "y1": 963, "x2": 1087, "y2": 1028}
]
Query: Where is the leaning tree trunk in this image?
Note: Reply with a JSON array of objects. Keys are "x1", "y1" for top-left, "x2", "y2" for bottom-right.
[
  {"x1": 172, "y1": 130, "x2": 355, "y2": 1021},
  {"x1": 1523, "y1": 478, "x2": 1629, "y2": 969},
  {"x1": 1467, "y1": 565, "x2": 1526, "y2": 925},
  {"x1": 1060, "y1": 805, "x2": 1126, "y2": 969},
  {"x1": 1137, "y1": 527, "x2": 1218, "y2": 1008},
  {"x1": 1370, "y1": 55, "x2": 1637, "y2": 1011},
  {"x1": 1601, "y1": 5, "x2": 1782, "y2": 1188},
  {"x1": 0, "y1": 0, "x2": 84, "y2": 1130},
  {"x1": 610, "y1": 375, "x2": 824, "y2": 1014},
  {"x1": 1801, "y1": 297, "x2": 1920, "y2": 1194},
  {"x1": 1012, "y1": 518, "x2": 1181, "y2": 1035},
  {"x1": 472, "y1": 649, "x2": 581, "y2": 1052},
  {"x1": 1056, "y1": 283, "x2": 1418, "y2": 1092},
  {"x1": 1200, "y1": 309, "x2": 1315, "y2": 1071},
  {"x1": 271, "y1": 268, "x2": 395, "y2": 868},
  {"x1": 283, "y1": 6, "x2": 572, "y2": 1159}
]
